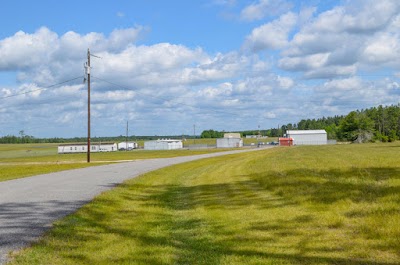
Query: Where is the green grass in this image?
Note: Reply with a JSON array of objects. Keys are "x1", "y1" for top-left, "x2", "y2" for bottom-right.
[
  {"x1": 8, "y1": 143, "x2": 400, "y2": 264},
  {"x1": 0, "y1": 142, "x2": 237, "y2": 182}
]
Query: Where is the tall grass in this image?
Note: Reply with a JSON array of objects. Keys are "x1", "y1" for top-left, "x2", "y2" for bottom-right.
[{"x1": 8, "y1": 143, "x2": 400, "y2": 264}]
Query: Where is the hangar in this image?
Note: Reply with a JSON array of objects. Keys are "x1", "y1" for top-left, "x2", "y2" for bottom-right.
[{"x1": 286, "y1": 130, "x2": 327, "y2": 145}]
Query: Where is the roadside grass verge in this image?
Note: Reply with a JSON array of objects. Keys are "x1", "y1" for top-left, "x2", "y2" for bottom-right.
[
  {"x1": 0, "y1": 143, "x2": 236, "y2": 182},
  {"x1": 8, "y1": 143, "x2": 400, "y2": 264},
  {"x1": 0, "y1": 163, "x2": 99, "y2": 182}
]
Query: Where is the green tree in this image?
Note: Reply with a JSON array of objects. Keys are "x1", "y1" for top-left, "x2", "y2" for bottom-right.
[{"x1": 339, "y1": 111, "x2": 374, "y2": 142}]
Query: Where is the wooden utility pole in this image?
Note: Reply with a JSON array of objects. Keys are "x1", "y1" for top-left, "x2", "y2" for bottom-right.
[
  {"x1": 126, "y1": 121, "x2": 129, "y2": 151},
  {"x1": 84, "y1": 49, "x2": 101, "y2": 162},
  {"x1": 87, "y1": 49, "x2": 91, "y2": 163},
  {"x1": 193, "y1": 124, "x2": 196, "y2": 145}
]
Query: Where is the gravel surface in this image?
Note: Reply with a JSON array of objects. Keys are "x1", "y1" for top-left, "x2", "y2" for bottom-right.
[{"x1": 0, "y1": 148, "x2": 270, "y2": 264}]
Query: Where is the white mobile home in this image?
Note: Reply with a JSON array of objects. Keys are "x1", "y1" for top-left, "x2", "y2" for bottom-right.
[
  {"x1": 286, "y1": 130, "x2": 327, "y2": 145},
  {"x1": 118, "y1": 142, "x2": 138, "y2": 150},
  {"x1": 58, "y1": 142, "x2": 117, "y2": 154},
  {"x1": 144, "y1": 139, "x2": 183, "y2": 150}
]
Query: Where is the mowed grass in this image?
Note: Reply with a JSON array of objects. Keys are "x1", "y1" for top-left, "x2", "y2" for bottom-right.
[
  {"x1": 0, "y1": 142, "x2": 237, "y2": 182},
  {"x1": 8, "y1": 143, "x2": 400, "y2": 264}
]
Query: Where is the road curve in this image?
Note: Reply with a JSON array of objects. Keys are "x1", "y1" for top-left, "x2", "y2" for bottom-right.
[{"x1": 0, "y1": 147, "x2": 271, "y2": 264}]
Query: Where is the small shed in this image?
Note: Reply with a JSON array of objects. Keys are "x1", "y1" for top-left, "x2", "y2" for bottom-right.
[
  {"x1": 286, "y1": 130, "x2": 327, "y2": 145},
  {"x1": 216, "y1": 138, "x2": 243, "y2": 148},
  {"x1": 118, "y1": 142, "x2": 138, "y2": 150},
  {"x1": 144, "y1": 139, "x2": 183, "y2": 150},
  {"x1": 279, "y1": 137, "x2": 293, "y2": 146}
]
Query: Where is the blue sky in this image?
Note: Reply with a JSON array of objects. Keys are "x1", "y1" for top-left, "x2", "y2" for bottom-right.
[{"x1": 1, "y1": 0, "x2": 400, "y2": 137}]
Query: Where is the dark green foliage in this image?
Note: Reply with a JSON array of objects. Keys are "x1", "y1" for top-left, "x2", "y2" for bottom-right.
[
  {"x1": 0, "y1": 135, "x2": 194, "y2": 144},
  {"x1": 281, "y1": 104, "x2": 400, "y2": 142},
  {"x1": 200, "y1": 129, "x2": 224, "y2": 138},
  {"x1": 339, "y1": 111, "x2": 375, "y2": 142}
]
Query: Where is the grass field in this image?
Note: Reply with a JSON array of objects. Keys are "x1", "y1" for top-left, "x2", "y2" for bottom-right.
[
  {"x1": 8, "y1": 142, "x2": 400, "y2": 264},
  {"x1": 0, "y1": 141, "x2": 249, "y2": 182}
]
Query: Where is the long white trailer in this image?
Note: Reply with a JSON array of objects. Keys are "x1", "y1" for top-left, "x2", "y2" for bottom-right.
[{"x1": 58, "y1": 142, "x2": 117, "y2": 154}]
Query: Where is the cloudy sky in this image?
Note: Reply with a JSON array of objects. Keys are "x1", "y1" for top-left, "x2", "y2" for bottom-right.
[{"x1": 1, "y1": 0, "x2": 400, "y2": 138}]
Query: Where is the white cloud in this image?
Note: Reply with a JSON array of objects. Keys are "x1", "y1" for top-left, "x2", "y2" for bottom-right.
[
  {"x1": 318, "y1": 77, "x2": 363, "y2": 92},
  {"x1": 3, "y1": 1, "x2": 400, "y2": 137},
  {"x1": 0, "y1": 27, "x2": 58, "y2": 70},
  {"x1": 279, "y1": 53, "x2": 329, "y2": 72},
  {"x1": 361, "y1": 33, "x2": 400, "y2": 64},
  {"x1": 240, "y1": 0, "x2": 292, "y2": 21},
  {"x1": 275, "y1": 0, "x2": 400, "y2": 79},
  {"x1": 263, "y1": 111, "x2": 276, "y2": 119},
  {"x1": 244, "y1": 12, "x2": 297, "y2": 51},
  {"x1": 0, "y1": 26, "x2": 144, "y2": 70},
  {"x1": 0, "y1": 26, "x2": 263, "y2": 136}
]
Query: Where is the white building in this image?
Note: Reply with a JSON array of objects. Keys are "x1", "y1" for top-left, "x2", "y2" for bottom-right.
[
  {"x1": 286, "y1": 130, "x2": 327, "y2": 145},
  {"x1": 58, "y1": 142, "x2": 117, "y2": 154},
  {"x1": 144, "y1": 139, "x2": 183, "y2": 150},
  {"x1": 216, "y1": 138, "x2": 243, "y2": 148},
  {"x1": 118, "y1": 142, "x2": 138, "y2": 150}
]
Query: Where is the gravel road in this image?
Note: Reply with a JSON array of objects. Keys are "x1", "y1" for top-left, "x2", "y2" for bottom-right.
[{"x1": 0, "y1": 148, "x2": 270, "y2": 264}]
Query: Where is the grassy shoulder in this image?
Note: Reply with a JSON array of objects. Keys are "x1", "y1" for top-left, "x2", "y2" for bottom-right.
[
  {"x1": 0, "y1": 143, "x2": 238, "y2": 182},
  {"x1": 8, "y1": 142, "x2": 400, "y2": 264}
]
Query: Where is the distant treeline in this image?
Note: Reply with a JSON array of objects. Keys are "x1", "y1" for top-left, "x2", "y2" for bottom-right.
[
  {"x1": 0, "y1": 135, "x2": 193, "y2": 144},
  {"x1": 200, "y1": 129, "x2": 269, "y2": 138},
  {"x1": 201, "y1": 104, "x2": 400, "y2": 143},
  {"x1": 282, "y1": 104, "x2": 400, "y2": 142}
]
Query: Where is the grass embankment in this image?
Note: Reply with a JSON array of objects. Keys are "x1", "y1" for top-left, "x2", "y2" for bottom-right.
[
  {"x1": 0, "y1": 142, "x2": 236, "y2": 182},
  {"x1": 8, "y1": 143, "x2": 400, "y2": 264}
]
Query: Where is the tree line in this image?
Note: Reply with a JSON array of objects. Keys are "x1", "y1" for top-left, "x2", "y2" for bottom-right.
[
  {"x1": 201, "y1": 104, "x2": 400, "y2": 143},
  {"x1": 282, "y1": 104, "x2": 400, "y2": 142},
  {"x1": 0, "y1": 135, "x2": 195, "y2": 144}
]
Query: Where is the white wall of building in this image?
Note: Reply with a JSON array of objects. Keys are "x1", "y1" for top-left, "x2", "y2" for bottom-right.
[
  {"x1": 286, "y1": 130, "x2": 327, "y2": 145},
  {"x1": 216, "y1": 138, "x2": 243, "y2": 148},
  {"x1": 118, "y1": 142, "x2": 138, "y2": 150},
  {"x1": 144, "y1": 139, "x2": 183, "y2": 150},
  {"x1": 58, "y1": 143, "x2": 117, "y2": 154}
]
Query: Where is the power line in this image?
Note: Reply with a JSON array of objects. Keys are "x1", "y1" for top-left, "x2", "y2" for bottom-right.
[{"x1": 0, "y1": 76, "x2": 84, "y2": 100}]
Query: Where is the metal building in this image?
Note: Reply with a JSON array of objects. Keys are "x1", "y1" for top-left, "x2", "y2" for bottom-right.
[
  {"x1": 58, "y1": 142, "x2": 117, "y2": 154},
  {"x1": 216, "y1": 133, "x2": 243, "y2": 148},
  {"x1": 118, "y1": 142, "x2": 138, "y2": 150},
  {"x1": 216, "y1": 138, "x2": 243, "y2": 148},
  {"x1": 144, "y1": 139, "x2": 183, "y2": 150},
  {"x1": 286, "y1": 130, "x2": 327, "y2": 145}
]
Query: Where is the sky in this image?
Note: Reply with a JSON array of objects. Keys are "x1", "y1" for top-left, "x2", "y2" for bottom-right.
[{"x1": 1, "y1": 0, "x2": 400, "y2": 138}]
